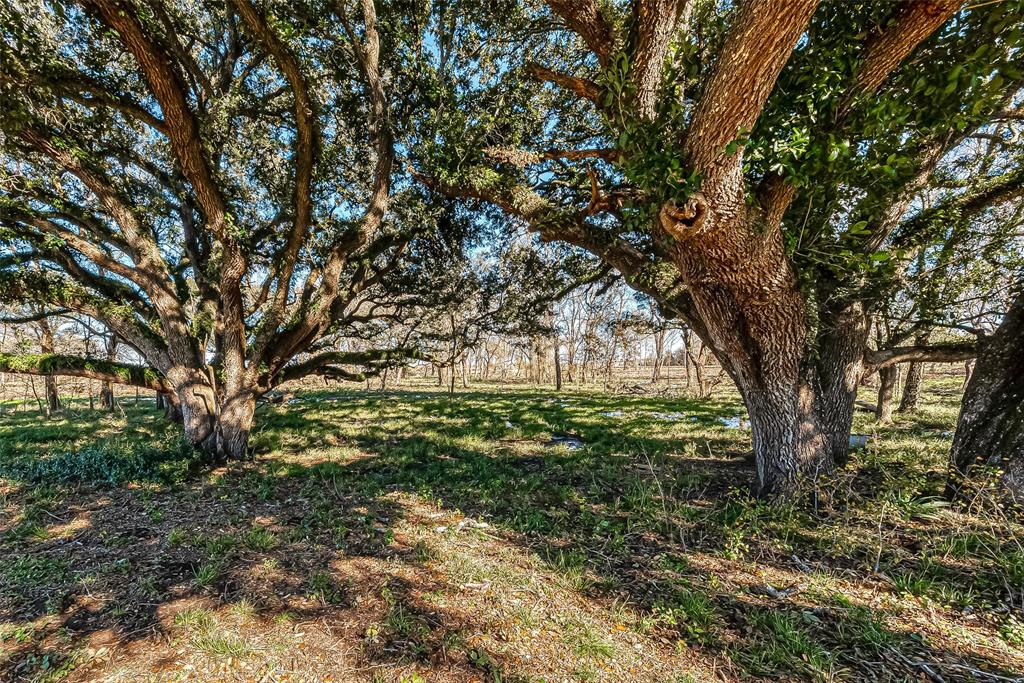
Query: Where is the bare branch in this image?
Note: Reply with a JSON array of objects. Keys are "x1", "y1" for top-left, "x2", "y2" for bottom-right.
[
  {"x1": 526, "y1": 62, "x2": 604, "y2": 107},
  {"x1": 865, "y1": 341, "x2": 977, "y2": 369}
]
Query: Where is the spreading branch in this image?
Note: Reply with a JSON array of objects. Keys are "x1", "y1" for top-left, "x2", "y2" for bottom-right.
[
  {"x1": 865, "y1": 341, "x2": 977, "y2": 369},
  {"x1": 0, "y1": 352, "x2": 170, "y2": 392},
  {"x1": 545, "y1": 0, "x2": 617, "y2": 67},
  {"x1": 275, "y1": 348, "x2": 427, "y2": 386},
  {"x1": 840, "y1": 0, "x2": 962, "y2": 116}
]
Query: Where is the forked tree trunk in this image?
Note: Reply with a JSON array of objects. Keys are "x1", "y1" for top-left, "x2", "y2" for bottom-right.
[
  {"x1": 682, "y1": 274, "x2": 866, "y2": 496},
  {"x1": 736, "y1": 358, "x2": 861, "y2": 496},
  {"x1": 948, "y1": 292, "x2": 1024, "y2": 502}
]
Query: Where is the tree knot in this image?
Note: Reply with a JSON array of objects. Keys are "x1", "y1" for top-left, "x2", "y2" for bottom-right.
[{"x1": 659, "y1": 193, "x2": 707, "y2": 241}]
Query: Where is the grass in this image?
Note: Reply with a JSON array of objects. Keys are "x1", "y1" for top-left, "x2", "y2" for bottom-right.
[
  {"x1": 738, "y1": 609, "x2": 837, "y2": 680},
  {"x1": 0, "y1": 375, "x2": 1022, "y2": 682}
]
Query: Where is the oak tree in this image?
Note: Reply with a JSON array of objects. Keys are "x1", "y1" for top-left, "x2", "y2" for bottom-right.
[
  {"x1": 417, "y1": 0, "x2": 1024, "y2": 495},
  {"x1": 0, "y1": 0, "x2": 446, "y2": 458}
]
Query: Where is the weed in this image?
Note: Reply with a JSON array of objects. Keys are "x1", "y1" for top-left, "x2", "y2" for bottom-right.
[
  {"x1": 738, "y1": 609, "x2": 835, "y2": 680},
  {"x1": 242, "y1": 526, "x2": 277, "y2": 552},
  {"x1": 999, "y1": 615, "x2": 1024, "y2": 648},
  {"x1": 193, "y1": 561, "x2": 220, "y2": 588},
  {"x1": 650, "y1": 586, "x2": 719, "y2": 645},
  {"x1": 174, "y1": 607, "x2": 215, "y2": 630},
  {"x1": 167, "y1": 527, "x2": 187, "y2": 546},
  {"x1": 562, "y1": 622, "x2": 615, "y2": 659},
  {"x1": 307, "y1": 571, "x2": 346, "y2": 605}
]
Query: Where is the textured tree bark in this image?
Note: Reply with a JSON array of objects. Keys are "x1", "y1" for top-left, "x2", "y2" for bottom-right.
[
  {"x1": 876, "y1": 366, "x2": 898, "y2": 423},
  {"x1": 736, "y1": 358, "x2": 861, "y2": 497},
  {"x1": 898, "y1": 361, "x2": 924, "y2": 413},
  {"x1": 811, "y1": 300, "x2": 869, "y2": 467},
  {"x1": 163, "y1": 392, "x2": 183, "y2": 424},
  {"x1": 948, "y1": 292, "x2": 1024, "y2": 502},
  {"x1": 216, "y1": 391, "x2": 256, "y2": 461},
  {"x1": 166, "y1": 367, "x2": 218, "y2": 455}
]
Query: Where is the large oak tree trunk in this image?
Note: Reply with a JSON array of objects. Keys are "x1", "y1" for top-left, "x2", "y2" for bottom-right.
[
  {"x1": 663, "y1": 196, "x2": 868, "y2": 495},
  {"x1": 948, "y1": 292, "x2": 1024, "y2": 502},
  {"x1": 662, "y1": 190, "x2": 868, "y2": 496}
]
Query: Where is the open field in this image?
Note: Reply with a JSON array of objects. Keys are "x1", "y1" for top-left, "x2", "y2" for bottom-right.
[{"x1": 2, "y1": 378, "x2": 1022, "y2": 682}]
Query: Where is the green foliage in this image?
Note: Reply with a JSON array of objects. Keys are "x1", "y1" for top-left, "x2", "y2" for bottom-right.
[
  {"x1": 1, "y1": 381, "x2": 1021, "y2": 681},
  {"x1": 242, "y1": 526, "x2": 278, "y2": 552},
  {"x1": 650, "y1": 586, "x2": 719, "y2": 646},
  {"x1": 0, "y1": 433, "x2": 198, "y2": 486},
  {"x1": 739, "y1": 609, "x2": 836, "y2": 680}
]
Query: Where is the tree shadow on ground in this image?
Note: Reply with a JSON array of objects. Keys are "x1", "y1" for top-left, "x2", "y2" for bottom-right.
[{"x1": 1, "y1": 388, "x2": 1022, "y2": 682}]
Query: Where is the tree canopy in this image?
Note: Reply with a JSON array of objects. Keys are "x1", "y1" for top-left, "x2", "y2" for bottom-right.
[
  {"x1": 414, "y1": 0, "x2": 1024, "y2": 494},
  {"x1": 0, "y1": 0, "x2": 470, "y2": 457},
  {"x1": 1, "y1": 0, "x2": 1022, "y2": 496}
]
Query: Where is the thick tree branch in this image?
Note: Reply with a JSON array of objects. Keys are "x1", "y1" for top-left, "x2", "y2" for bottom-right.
[
  {"x1": 0, "y1": 352, "x2": 170, "y2": 392},
  {"x1": 629, "y1": 0, "x2": 692, "y2": 119},
  {"x1": 77, "y1": 0, "x2": 230, "y2": 238},
  {"x1": 683, "y1": 0, "x2": 817, "y2": 173},
  {"x1": 894, "y1": 165, "x2": 1024, "y2": 248},
  {"x1": 545, "y1": 0, "x2": 617, "y2": 67},
  {"x1": 416, "y1": 168, "x2": 708, "y2": 339},
  {"x1": 18, "y1": 126, "x2": 194, "y2": 360},
  {"x1": 0, "y1": 309, "x2": 70, "y2": 324},
  {"x1": 0, "y1": 269, "x2": 171, "y2": 371},
  {"x1": 840, "y1": 0, "x2": 962, "y2": 116},
  {"x1": 264, "y1": 0, "x2": 396, "y2": 371},
  {"x1": 865, "y1": 341, "x2": 977, "y2": 369}
]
